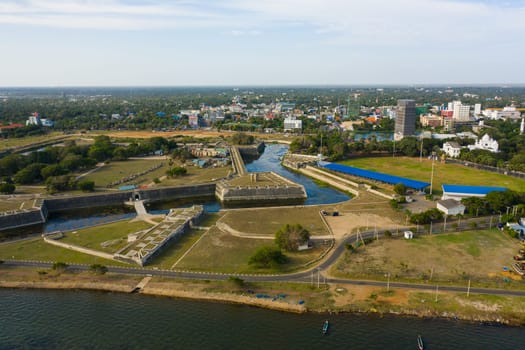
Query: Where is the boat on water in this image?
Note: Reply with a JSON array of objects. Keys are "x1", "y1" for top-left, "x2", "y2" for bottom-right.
[
  {"x1": 417, "y1": 334, "x2": 424, "y2": 350},
  {"x1": 322, "y1": 320, "x2": 329, "y2": 335}
]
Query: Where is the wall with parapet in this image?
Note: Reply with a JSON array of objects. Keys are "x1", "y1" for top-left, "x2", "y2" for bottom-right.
[{"x1": 0, "y1": 184, "x2": 215, "y2": 231}]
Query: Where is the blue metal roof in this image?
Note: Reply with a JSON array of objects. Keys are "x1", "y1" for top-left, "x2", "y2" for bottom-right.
[
  {"x1": 442, "y1": 184, "x2": 508, "y2": 195},
  {"x1": 321, "y1": 163, "x2": 430, "y2": 190}
]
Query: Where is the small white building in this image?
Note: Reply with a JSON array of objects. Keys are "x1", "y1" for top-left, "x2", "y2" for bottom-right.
[
  {"x1": 443, "y1": 141, "x2": 462, "y2": 158},
  {"x1": 404, "y1": 231, "x2": 414, "y2": 239},
  {"x1": 436, "y1": 199, "x2": 465, "y2": 216},
  {"x1": 468, "y1": 134, "x2": 499, "y2": 153}
]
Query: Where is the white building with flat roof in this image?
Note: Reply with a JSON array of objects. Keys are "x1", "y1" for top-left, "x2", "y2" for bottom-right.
[
  {"x1": 284, "y1": 117, "x2": 302, "y2": 132},
  {"x1": 483, "y1": 106, "x2": 521, "y2": 120}
]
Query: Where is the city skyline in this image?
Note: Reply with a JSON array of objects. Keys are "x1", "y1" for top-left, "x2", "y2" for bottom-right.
[{"x1": 1, "y1": 0, "x2": 524, "y2": 87}]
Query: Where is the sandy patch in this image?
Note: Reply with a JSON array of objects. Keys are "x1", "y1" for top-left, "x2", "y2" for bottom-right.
[{"x1": 325, "y1": 213, "x2": 399, "y2": 240}]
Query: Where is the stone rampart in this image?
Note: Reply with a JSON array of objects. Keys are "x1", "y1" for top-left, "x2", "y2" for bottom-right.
[
  {"x1": 216, "y1": 181, "x2": 306, "y2": 202},
  {"x1": 0, "y1": 184, "x2": 215, "y2": 231},
  {"x1": 0, "y1": 209, "x2": 46, "y2": 231}
]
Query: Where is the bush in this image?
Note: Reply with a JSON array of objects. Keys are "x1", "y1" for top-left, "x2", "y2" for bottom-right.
[
  {"x1": 248, "y1": 246, "x2": 288, "y2": 268},
  {"x1": 78, "y1": 180, "x2": 95, "y2": 192},
  {"x1": 384, "y1": 230, "x2": 392, "y2": 238},
  {"x1": 166, "y1": 166, "x2": 187, "y2": 178},
  {"x1": 227, "y1": 276, "x2": 245, "y2": 287},
  {"x1": 89, "y1": 264, "x2": 108, "y2": 275},
  {"x1": 52, "y1": 262, "x2": 68, "y2": 271},
  {"x1": 394, "y1": 183, "x2": 407, "y2": 196},
  {"x1": 0, "y1": 183, "x2": 16, "y2": 194},
  {"x1": 153, "y1": 177, "x2": 161, "y2": 184}
]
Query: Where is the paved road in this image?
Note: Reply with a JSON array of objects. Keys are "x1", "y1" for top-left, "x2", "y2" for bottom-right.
[{"x1": 4, "y1": 228, "x2": 525, "y2": 298}]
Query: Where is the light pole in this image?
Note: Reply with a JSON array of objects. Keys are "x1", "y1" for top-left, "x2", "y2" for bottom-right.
[{"x1": 429, "y1": 151, "x2": 436, "y2": 196}]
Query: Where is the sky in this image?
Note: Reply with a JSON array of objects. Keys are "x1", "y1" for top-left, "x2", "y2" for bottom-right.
[{"x1": 0, "y1": 0, "x2": 524, "y2": 86}]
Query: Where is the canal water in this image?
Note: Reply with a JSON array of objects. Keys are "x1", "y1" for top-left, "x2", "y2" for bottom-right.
[{"x1": 0, "y1": 288, "x2": 522, "y2": 350}]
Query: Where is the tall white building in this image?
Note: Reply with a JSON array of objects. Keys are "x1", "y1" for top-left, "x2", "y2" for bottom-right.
[
  {"x1": 452, "y1": 101, "x2": 470, "y2": 121},
  {"x1": 474, "y1": 103, "x2": 482, "y2": 115}
]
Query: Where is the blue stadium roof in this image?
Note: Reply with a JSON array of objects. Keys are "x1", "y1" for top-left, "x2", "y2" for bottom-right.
[
  {"x1": 321, "y1": 163, "x2": 430, "y2": 190},
  {"x1": 442, "y1": 184, "x2": 508, "y2": 195}
]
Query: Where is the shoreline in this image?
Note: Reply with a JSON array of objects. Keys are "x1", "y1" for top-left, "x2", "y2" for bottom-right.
[{"x1": 1, "y1": 270, "x2": 524, "y2": 327}]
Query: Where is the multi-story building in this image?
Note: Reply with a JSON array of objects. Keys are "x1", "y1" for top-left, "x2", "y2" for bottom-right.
[
  {"x1": 394, "y1": 99, "x2": 416, "y2": 140},
  {"x1": 419, "y1": 114, "x2": 442, "y2": 128},
  {"x1": 283, "y1": 117, "x2": 302, "y2": 132},
  {"x1": 452, "y1": 101, "x2": 470, "y2": 121}
]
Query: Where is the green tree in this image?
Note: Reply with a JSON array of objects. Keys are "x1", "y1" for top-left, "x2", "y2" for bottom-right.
[
  {"x1": 248, "y1": 246, "x2": 288, "y2": 268},
  {"x1": 166, "y1": 166, "x2": 187, "y2": 177},
  {"x1": 13, "y1": 163, "x2": 45, "y2": 184},
  {"x1": 393, "y1": 183, "x2": 407, "y2": 195},
  {"x1": 275, "y1": 224, "x2": 310, "y2": 252},
  {"x1": 0, "y1": 183, "x2": 15, "y2": 194}
]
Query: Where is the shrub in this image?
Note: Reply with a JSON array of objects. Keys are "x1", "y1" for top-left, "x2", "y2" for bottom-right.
[
  {"x1": 0, "y1": 183, "x2": 15, "y2": 194},
  {"x1": 89, "y1": 264, "x2": 108, "y2": 275},
  {"x1": 78, "y1": 180, "x2": 95, "y2": 192},
  {"x1": 52, "y1": 262, "x2": 68, "y2": 271},
  {"x1": 248, "y1": 246, "x2": 288, "y2": 268}
]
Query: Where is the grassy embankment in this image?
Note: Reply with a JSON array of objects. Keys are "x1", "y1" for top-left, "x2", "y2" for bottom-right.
[
  {"x1": 81, "y1": 159, "x2": 170, "y2": 188},
  {"x1": 0, "y1": 132, "x2": 68, "y2": 151},
  {"x1": 340, "y1": 156, "x2": 525, "y2": 194}
]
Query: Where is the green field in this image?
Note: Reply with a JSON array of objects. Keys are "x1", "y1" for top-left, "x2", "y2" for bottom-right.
[
  {"x1": 81, "y1": 159, "x2": 169, "y2": 187},
  {"x1": 159, "y1": 165, "x2": 229, "y2": 186},
  {"x1": 0, "y1": 132, "x2": 67, "y2": 151},
  {"x1": 219, "y1": 206, "x2": 330, "y2": 237},
  {"x1": 60, "y1": 220, "x2": 153, "y2": 253},
  {"x1": 340, "y1": 157, "x2": 525, "y2": 193},
  {"x1": 333, "y1": 229, "x2": 522, "y2": 288},
  {"x1": 175, "y1": 225, "x2": 326, "y2": 273},
  {"x1": 0, "y1": 238, "x2": 127, "y2": 266}
]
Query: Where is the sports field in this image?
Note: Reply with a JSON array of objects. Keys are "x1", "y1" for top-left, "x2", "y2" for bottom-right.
[{"x1": 340, "y1": 157, "x2": 525, "y2": 193}]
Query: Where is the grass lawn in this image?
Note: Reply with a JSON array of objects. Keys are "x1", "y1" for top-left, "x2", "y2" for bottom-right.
[
  {"x1": 340, "y1": 156, "x2": 525, "y2": 193},
  {"x1": 0, "y1": 132, "x2": 67, "y2": 151},
  {"x1": 82, "y1": 159, "x2": 169, "y2": 187},
  {"x1": 60, "y1": 220, "x2": 153, "y2": 253},
  {"x1": 175, "y1": 225, "x2": 327, "y2": 273},
  {"x1": 219, "y1": 206, "x2": 330, "y2": 237},
  {"x1": 159, "y1": 166, "x2": 230, "y2": 186},
  {"x1": 0, "y1": 200, "x2": 27, "y2": 212},
  {"x1": 332, "y1": 229, "x2": 523, "y2": 288},
  {"x1": 147, "y1": 213, "x2": 223, "y2": 269},
  {"x1": 0, "y1": 238, "x2": 127, "y2": 266},
  {"x1": 147, "y1": 228, "x2": 208, "y2": 269}
]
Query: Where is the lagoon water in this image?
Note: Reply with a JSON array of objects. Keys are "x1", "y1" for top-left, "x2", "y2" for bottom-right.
[{"x1": 0, "y1": 288, "x2": 523, "y2": 350}]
